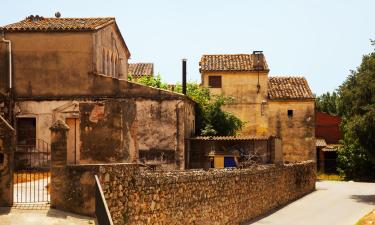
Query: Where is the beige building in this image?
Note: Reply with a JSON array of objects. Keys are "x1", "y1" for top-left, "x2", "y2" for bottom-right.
[
  {"x1": 200, "y1": 53, "x2": 315, "y2": 162},
  {"x1": 0, "y1": 15, "x2": 195, "y2": 170}
]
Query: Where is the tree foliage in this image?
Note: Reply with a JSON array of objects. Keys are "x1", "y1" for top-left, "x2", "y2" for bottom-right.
[
  {"x1": 336, "y1": 42, "x2": 375, "y2": 180},
  {"x1": 315, "y1": 91, "x2": 339, "y2": 115},
  {"x1": 131, "y1": 74, "x2": 244, "y2": 136}
]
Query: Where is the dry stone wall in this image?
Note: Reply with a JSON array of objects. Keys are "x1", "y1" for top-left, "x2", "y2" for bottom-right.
[{"x1": 99, "y1": 161, "x2": 315, "y2": 225}]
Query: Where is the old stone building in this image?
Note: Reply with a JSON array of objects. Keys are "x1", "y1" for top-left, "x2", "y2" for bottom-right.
[
  {"x1": 0, "y1": 15, "x2": 195, "y2": 170},
  {"x1": 200, "y1": 52, "x2": 315, "y2": 162},
  {"x1": 128, "y1": 63, "x2": 154, "y2": 80}
]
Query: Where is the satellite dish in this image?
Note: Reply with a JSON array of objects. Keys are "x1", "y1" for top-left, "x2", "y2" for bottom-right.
[{"x1": 55, "y1": 12, "x2": 61, "y2": 18}]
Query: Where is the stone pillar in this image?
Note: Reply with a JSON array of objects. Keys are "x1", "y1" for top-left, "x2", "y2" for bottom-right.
[
  {"x1": 270, "y1": 136, "x2": 283, "y2": 165},
  {"x1": 50, "y1": 120, "x2": 69, "y2": 208},
  {"x1": 0, "y1": 116, "x2": 15, "y2": 207}
]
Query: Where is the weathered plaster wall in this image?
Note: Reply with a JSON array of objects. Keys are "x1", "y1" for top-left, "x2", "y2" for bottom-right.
[
  {"x1": 16, "y1": 99, "x2": 138, "y2": 164},
  {"x1": 0, "y1": 32, "x2": 93, "y2": 97},
  {"x1": 15, "y1": 100, "x2": 74, "y2": 145},
  {"x1": 268, "y1": 100, "x2": 315, "y2": 162},
  {"x1": 0, "y1": 116, "x2": 15, "y2": 206},
  {"x1": 93, "y1": 24, "x2": 129, "y2": 79},
  {"x1": 79, "y1": 99, "x2": 137, "y2": 164},
  {"x1": 202, "y1": 71, "x2": 269, "y2": 136},
  {"x1": 99, "y1": 161, "x2": 315, "y2": 225},
  {"x1": 136, "y1": 99, "x2": 195, "y2": 170}
]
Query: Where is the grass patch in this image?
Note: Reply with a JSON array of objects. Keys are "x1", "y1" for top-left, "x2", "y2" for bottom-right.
[
  {"x1": 13, "y1": 172, "x2": 51, "y2": 184},
  {"x1": 317, "y1": 172, "x2": 344, "y2": 181},
  {"x1": 356, "y1": 210, "x2": 375, "y2": 225}
]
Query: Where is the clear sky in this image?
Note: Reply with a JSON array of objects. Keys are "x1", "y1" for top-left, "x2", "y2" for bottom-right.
[{"x1": 1, "y1": 0, "x2": 374, "y2": 95}]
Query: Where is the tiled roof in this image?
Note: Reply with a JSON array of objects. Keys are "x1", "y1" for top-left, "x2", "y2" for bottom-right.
[
  {"x1": 128, "y1": 63, "x2": 154, "y2": 78},
  {"x1": 316, "y1": 138, "x2": 327, "y2": 147},
  {"x1": 199, "y1": 54, "x2": 269, "y2": 72},
  {"x1": 188, "y1": 136, "x2": 270, "y2": 141},
  {"x1": 0, "y1": 15, "x2": 115, "y2": 31},
  {"x1": 322, "y1": 144, "x2": 342, "y2": 152},
  {"x1": 268, "y1": 77, "x2": 314, "y2": 100}
]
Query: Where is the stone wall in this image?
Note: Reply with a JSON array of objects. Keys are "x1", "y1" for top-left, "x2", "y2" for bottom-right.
[
  {"x1": 0, "y1": 115, "x2": 15, "y2": 206},
  {"x1": 99, "y1": 161, "x2": 315, "y2": 225}
]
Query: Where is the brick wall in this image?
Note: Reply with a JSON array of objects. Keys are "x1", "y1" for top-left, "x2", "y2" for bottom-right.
[{"x1": 99, "y1": 161, "x2": 315, "y2": 225}]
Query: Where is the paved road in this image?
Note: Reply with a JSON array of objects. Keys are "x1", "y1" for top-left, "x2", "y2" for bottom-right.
[{"x1": 249, "y1": 181, "x2": 375, "y2": 225}]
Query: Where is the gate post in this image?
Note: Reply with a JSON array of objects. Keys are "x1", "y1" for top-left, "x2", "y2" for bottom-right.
[
  {"x1": 0, "y1": 116, "x2": 15, "y2": 207},
  {"x1": 50, "y1": 120, "x2": 69, "y2": 208}
]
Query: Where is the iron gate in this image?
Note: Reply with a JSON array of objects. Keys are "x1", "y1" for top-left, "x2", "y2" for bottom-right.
[{"x1": 14, "y1": 139, "x2": 51, "y2": 203}]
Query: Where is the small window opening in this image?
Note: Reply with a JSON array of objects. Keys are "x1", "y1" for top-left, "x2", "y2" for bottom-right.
[
  {"x1": 288, "y1": 109, "x2": 293, "y2": 118},
  {"x1": 208, "y1": 76, "x2": 222, "y2": 88}
]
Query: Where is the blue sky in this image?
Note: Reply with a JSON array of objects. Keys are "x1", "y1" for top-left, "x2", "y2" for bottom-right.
[{"x1": 1, "y1": 0, "x2": 374, "y2": 95}]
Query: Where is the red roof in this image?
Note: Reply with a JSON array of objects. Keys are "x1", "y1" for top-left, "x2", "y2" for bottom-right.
[{"x1": 315, "y1": 111, "x2": 342, "y2": 144}]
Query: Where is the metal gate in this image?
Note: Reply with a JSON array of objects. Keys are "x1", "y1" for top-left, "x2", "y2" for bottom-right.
[{"x1": 13, "y1": 139, "x2": 51, "y2": 203}]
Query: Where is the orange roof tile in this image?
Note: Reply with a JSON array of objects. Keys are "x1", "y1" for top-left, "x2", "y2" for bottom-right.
[
  {"x1": 0, "y1": 15, "x2": 115, "y2": 31},
  {"x1": 199, "y1": 54, "x2": 269, "y2": 72},
  {"x1": 268, "y1": 76, "x2": 314, "y2": 100},
  {"x1": 128, "y1": 63, "x2": 154, "y2": 78}
]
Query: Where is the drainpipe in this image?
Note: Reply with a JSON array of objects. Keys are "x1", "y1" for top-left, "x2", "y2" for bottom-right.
[
  {"x1": 2, "y1": 31, "x2": 12, "y2": 91},
  {"x1": 2, "y1": 31, "x2": 13, "y2": 124}
]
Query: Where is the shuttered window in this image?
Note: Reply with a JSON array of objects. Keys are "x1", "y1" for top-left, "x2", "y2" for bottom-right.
[{"x1": 208, "y1": 76, "x2": 222, "y2": 88}]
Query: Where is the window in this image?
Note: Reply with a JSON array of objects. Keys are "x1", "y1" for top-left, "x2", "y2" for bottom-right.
[
  {"x1": 288, "y1": 109, "x2": 293, "y2": 118},
  {"x1": 16, "y1": 118, "x2": 36, "y2": 146},
  {"x1": 208, "y1": 76, "x2": 222, "y2": 88}
]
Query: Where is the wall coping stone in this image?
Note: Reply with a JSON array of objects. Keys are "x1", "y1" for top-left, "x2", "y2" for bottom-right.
[{"x1": 50, "y1": 119, "x2": 70, "y2": 131}]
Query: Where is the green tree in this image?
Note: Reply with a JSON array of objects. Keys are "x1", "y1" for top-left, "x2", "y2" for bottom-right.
[
  {"x1": 336, "y1": 41, "x2": 375, "y2": 180},
  {"x1": 315, "y1": 91, "x2": 339, "y2": 115},
  {"x1": 133, "y1": 75, "x2": 244, "y2": 136}
]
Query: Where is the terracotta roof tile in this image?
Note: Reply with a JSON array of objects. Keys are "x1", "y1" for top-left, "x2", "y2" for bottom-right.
[
  {"x1": 187, "y1": 136, "x2": 269, "y2": 141},
  {"x1": 200, "y1": 54, "x2": 269, "y2": 72},
  {"x1": 0, "y1": 15, "x2": 115, "y2": 31},
  {"x1": 128, "y1": 63, "x2": 154, "y2": 78},
  {"x1": 268, "y1": 76, "x2": 314, "y2": 100}
]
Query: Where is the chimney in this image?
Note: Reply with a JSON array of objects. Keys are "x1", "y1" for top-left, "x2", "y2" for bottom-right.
[{"x1": 182, "y1": 59, "x2": 187, "y2": 95}]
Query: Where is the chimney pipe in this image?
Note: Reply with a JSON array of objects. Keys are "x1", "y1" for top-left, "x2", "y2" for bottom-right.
[{"x1": 182, "y1": 59, "x2": 187, "y2": 95}]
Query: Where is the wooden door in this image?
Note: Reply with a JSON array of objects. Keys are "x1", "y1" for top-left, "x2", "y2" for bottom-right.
[{"x1": 66, "y1": 118, "x2": 80, "y2": 164}]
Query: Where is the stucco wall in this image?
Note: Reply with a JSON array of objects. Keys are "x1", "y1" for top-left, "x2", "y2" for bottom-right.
[
  {"x1": 16, "y1": 99, "x2": 138, "y2": 164},
  {"x1": 136, "y1": 99, "x2": 195, "y2": 170},
  {"x1": 0, "y1": 32, "x2": 93, "y2": 97},
  {"x1": 93, "y1": 24, "x2": 129, "y2": 79},
  {"x1": 98, "y1": 161, "x2": 315, "y2": 225},
  {"x1": 268, "y1": 100, "x2": 315, "y2": 162},
  {"x1": 202, "y1": 71, "x2": 269, "y2": 135},
  {"x1": 79, "y1": 99, "x2": 137, "y2": 164},
  {"x1": 0, "y1": 116, "x2": 15, "y2": 206},
  {"x1": 0, "y1": 28, "x2": 129, "y2": 98}
]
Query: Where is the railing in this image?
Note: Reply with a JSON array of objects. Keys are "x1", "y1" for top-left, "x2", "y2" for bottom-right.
[
  {"x1": 14, "y1": 138, "x2": 51, "y2": 203},
  {"x1": 95, "y1": 175, "x2": 114, "y2": 225}
]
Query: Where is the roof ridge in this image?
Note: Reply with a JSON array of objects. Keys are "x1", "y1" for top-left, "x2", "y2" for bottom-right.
[{"x1": 202, "y1": 53, "x2": 252, "y2": 56}]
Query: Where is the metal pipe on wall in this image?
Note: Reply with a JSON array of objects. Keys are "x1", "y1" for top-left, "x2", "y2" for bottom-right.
[
  {"x1": 2, "y1": 32, "x2": 12, "y2": 90},
  {"x1": 182, "y1": 59, "x2": 187, "y2": 95}
]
